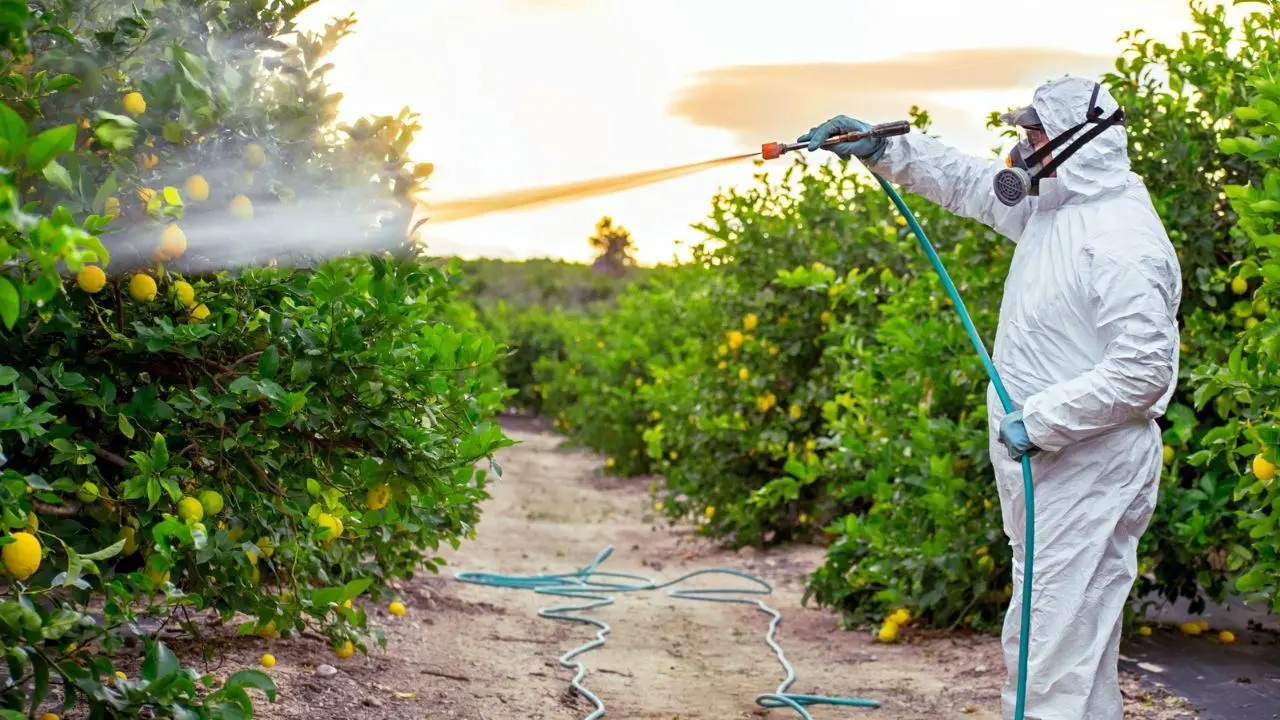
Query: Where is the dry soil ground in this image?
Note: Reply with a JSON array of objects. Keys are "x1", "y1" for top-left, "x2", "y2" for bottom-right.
[{"x1": 175, "y1": 419, "x2": 1198, "y2": 719}]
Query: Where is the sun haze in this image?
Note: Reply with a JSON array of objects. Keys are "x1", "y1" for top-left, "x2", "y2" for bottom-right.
[{"x1": 295, "y1": 0, "x2": 1226, "y2": 266}]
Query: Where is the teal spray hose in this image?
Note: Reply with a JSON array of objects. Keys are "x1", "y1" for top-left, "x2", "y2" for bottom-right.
[{"x1": 455, "y1": 128, "x2": 1035, "y2": 719}]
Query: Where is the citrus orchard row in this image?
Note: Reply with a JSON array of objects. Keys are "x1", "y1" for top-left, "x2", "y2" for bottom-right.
[
  {"x1": 479, "y1": 1, "x2": 1280, "y2": 634},
  {"x1": 1, "y1": 2, "x2": 508, "y2": 717}
]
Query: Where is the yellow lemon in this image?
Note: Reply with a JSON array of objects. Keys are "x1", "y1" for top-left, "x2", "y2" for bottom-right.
[
  {"x1": 366, "y1": 484, "x2": 391, "y2": 510},
  {"x1": 1254, "y1": 454, "x2": 1276, "y2": 482},
  {"x1": 877, "y1": 621, "x2": 899, "y2": 643},
  {"x1": 77, "y1": 265, "x2": 107, "y2": 293},
  {"x1": 1179, "y1": 621, "x2": 1202, "y2": 636},
  {"x1": 888, "y1": 609, "x2": 912, "y2": 625},
  {"x1": 229, "y1": 194, "x2": 253, "y2": 219},
  {"x1": 705, "y1": 506, "x2": 716, "y2": 519},
  {"x1": 177, "y1": 496, "x2": 204, "y2": 523},
  {"x1": 654, "y1": 502, "x2": 664, "y2": 512},
  {"x1": 172, "y1": 280, "x2": 195, "y2": 308},
  {"x1": 158, "y1": 223, "x2": 186, "y2": 261},
  {"x1": 738, "y1": 367, "x2": 750, "y2": 382},
  {"x1": 189, "y1": 303, "x2": 210, "y2": 321},
  {"x1": 39, "y1": 714, "x2": 60, "y2": 720},
  {"x1": 184, "y1": 174, "x2": 210, "y2": 202},
  {"x1": 129, "y1": 274, "x2": 157, "y2": 301},
  {"x1": 122, "y1": 91, "x2": 146, "y2": 116},
  {"x1": 821, "y1": 311, "x2": 832, "y2": 324},
  {"x1": 334, "y1": 640, "x2": 354, "y2": 659},
  {"x1": 198, "y1": 490, "x2": 224, "y2": 516},
  {"x1": 316, "y1": 513, "x2": 343, "y2": 541},
  {"x1": 120, "y1": 526, "x2": 138, "y2": 555},
  {"x1": 244, "y1": 143, "x2": 267, "y2": 168},
  {"x1": 1137, "y1": 626, "x2": 1152, "y2": 637},
  {"x1": 147, "y1": 567, "x2": 170, "y2": 586},
  {"x1": 605, "y1": 458, "x2": 616, "y2": 469},
  {"x1": 260, "y1": 653, "x2": 276, "y2": 668},
  {"x1": 388, "y1": 601, "x2": 406, "y2": 616},
  {"x1": 1219, "y1": 630, "x2": 1236, "y2": 644},
  {"x1": 104, "y1": 196, "x2": 121, "y2": 217},
  {"x1": 1162, "y1": 445, "x2": 1174, "y2": 465},
  {"x1": 1246, "y1": 317, "x2": 1259, "y2": 330},
  {"x1": 743, "y1": 313, "x2": 758, "y2": 331},
  {"x1": 2, "y1": 532, "x2": 42, "y2": 581},
  {"x1": 1232, "y1": 276, "x2": 1248, "y2": 295}
]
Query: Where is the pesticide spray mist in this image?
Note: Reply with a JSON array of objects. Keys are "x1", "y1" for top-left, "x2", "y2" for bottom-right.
[{"x1": 419, "y1": 152, "x2": 760, "y2": 224}]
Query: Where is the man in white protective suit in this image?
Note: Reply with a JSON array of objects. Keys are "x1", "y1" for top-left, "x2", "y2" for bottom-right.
[{"x1": 798, "y1": 75, "x2": 1183, "y2": 719}]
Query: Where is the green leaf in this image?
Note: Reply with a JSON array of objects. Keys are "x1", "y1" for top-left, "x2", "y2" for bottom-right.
[
  {"x1": 142, "y1": 641, "x2": 182, "y2": 682},
  {"x1": 25, "y1": 124, "x2": 76, "y2": 172},
  {"x1": 63, "y1": 547, "x2": 83, "y2": 587},
  {"x1": 259, "y1": 345, "x2": 280, "y2": 379},
  {"x1": 82, "y1": 538, "x2": 126, "y2": 562},
  {"x1": 0, "y1": 365, "x2": 17, "y2": 385},
  {"x1": 0, "y1": 276, "x2": 19, "y2": 329},
  {"x1": 41, "y1": 160, "x2": 73, "y2": 192},
  {"x1": 29, "y1": 652, "x2": 49, "y2": 716},
  {"x1": 118, "y1": 412, "x2": 136, "y2": 439},
  {"x1": 223, "y1": 669, "x2": 278, "y2": 701},
  {"x1": 46, "y1": 74, "x2": 80, "y2": 92},
  {"x1": 0, "y1": 103, "x2": 26, "y2": 161},
  {"x1": 162, "y1": 185, "x2": 183, "y2": 206},
  {"x1": 92, "y1": 172, "x2": 118, "y2": 214}
]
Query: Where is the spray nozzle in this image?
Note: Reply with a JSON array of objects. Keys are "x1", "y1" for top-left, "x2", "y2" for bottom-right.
[{"x1": 761, "y1": 120, "x2": 911, "y2": 160}]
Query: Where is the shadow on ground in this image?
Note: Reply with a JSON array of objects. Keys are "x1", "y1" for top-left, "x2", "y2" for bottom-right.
[{"x1": 1122, "y1": 628, "x2": 1280, "y2": 720}]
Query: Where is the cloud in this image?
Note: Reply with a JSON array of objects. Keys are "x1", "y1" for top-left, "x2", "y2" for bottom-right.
[{"x1": 667, "y1": 48, "x2": 1114, "y2": 145}]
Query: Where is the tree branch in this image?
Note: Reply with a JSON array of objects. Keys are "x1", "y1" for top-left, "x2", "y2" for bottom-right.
[{"x1": 92, "y1": 446, "x2": 129, "y2": 467}]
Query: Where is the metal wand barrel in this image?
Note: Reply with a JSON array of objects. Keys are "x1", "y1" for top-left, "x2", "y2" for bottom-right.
[{"x1": 761, "y1": 120, "x2": 911, "y2": 160}]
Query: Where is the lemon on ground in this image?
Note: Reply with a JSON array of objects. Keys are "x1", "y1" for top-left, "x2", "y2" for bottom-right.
[
  {"x1": 1137, "y1": 626, "x2": 1152, "y2": 637},
  {"x1": 2, "y1": 532, "x2": 42, "y2": 581},
  {"x1": 366, "y1": 484, "x2": 391, "y2": 510},
  {"x1": 316, "y1": 513, "x2": 343, "y2": 542},
  {"x1": 1179, "y1": 621, "x2": 1202, "y2": 635},
  {"x1": 334, "y1": 640, "x2": 354, "y2": 659},
  {"x1": 228, "y1": 194, "x2": 253, "y2": 220},
  {"x1": 388, "y1": 601, "x2": 406, "y2": 616},
  {"x1": 129, "y1": 274, "x2": 157, "y2": 301},
  {"x1": 157, "y1": 223, "x2": 186, "y2": 261},
  {"x1": 261, "y1": 653, "x2": 276, "y2": 668},
  {"x1": 172, "y1": 280, "x2": 195, "y2": 308},
  {"x1": 244, "y1": 143, "x2": 266, "y2": 168},
  {"x1": 1219, "y1": 630, "x2": 1236, "y2": 644},
  {"x1": 877, "y1": 620, "x2": 899, "y2": 643},
  {"x1": 39, "y1": 713, "x2": 60, "y2": 720},
  {"x1": 605, "y1": 457, "x2": 616, "y2": 469},
  {"x1": 1253, "y1": 453, "x2": 1276, "y2": 482},
  {"x1": 122, "y1": 91, "x2": 146, "y2": 116},
  {"x1": 104, "y1": 196, "x2": 121, "y2": 217},
  {"x1": 77, "y1": 265, "x2": 107, "y2": 293},
  {"x1": 198, "y1": 489, "x2": 224, "y2": 516},
  {"x1": 76, "y1": 481, "x2": 99, "y2": 504},
  {"x1": 888, "y1": 609, "x2": 912, "y2": 625},
  {"x1": 1231, "y1": 275, "x2": 1248, "y2": 295},
  {"x1": 177, "y1": 496, "x2": 204, "y2": 523},
  {"x1": 189, "y1": 303, "x2": 210, "y2": 321},
  {"x1": 184, "y1": 174, "x2": 210, "y2": 202}
]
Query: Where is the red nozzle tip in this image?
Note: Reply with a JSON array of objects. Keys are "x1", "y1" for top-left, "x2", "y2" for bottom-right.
[{"x1": 761, "y1": 142, "x2": 782, "y2": 160}]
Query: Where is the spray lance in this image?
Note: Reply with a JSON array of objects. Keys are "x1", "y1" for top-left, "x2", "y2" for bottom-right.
[{"x1": 760, "y1": 122, "x2": 1037, "y2": 720}]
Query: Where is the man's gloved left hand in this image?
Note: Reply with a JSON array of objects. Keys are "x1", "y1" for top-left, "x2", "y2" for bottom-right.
[
  {"x1": 998, "y1": 411, "x2": 1039, "y2": 461},
  {"x1": 797, "y1": 115, "x2": 886, "y2": 162}
]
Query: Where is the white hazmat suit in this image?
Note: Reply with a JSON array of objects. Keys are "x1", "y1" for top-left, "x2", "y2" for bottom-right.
[{"x1": 866, "y1": 77, "x2": 1183, "y2": 719}]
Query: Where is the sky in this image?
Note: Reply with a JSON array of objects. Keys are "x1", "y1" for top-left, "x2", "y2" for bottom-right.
[{"x1": 293, "y1": 0, "x2": 1231, "y2": 266}]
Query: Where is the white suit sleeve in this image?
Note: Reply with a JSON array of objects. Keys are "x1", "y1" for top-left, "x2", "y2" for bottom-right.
[
  {"x1": 1019, "y1": 246, "x2": 1179, "y2": 452},
  {"x1": 865, "y1": 133, "x2": 1035, "y2": 242}
]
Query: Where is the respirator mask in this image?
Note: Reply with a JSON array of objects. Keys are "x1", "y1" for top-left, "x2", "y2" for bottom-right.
[{"x1": 992, "y1": 83, "x2": 1126, "y2": 207}]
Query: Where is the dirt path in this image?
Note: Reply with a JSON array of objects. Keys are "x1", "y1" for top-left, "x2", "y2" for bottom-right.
[{"x1": 209, "y1": 420, "x2": 1197, "y2": 719}]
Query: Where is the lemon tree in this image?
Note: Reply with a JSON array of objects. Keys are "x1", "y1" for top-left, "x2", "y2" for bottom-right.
[{"x1": 0, "y1": 1, "x2": 509, "y2": 717}]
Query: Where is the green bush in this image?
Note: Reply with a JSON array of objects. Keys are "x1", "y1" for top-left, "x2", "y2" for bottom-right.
[{"x1": 0, "y1": 2, "x2": 509, "y2": 717}]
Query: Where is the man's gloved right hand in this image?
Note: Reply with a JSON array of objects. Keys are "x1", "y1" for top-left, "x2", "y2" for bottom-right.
[{"x1": 797, "y1": 115, "x2": 886, "y2": 162}]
